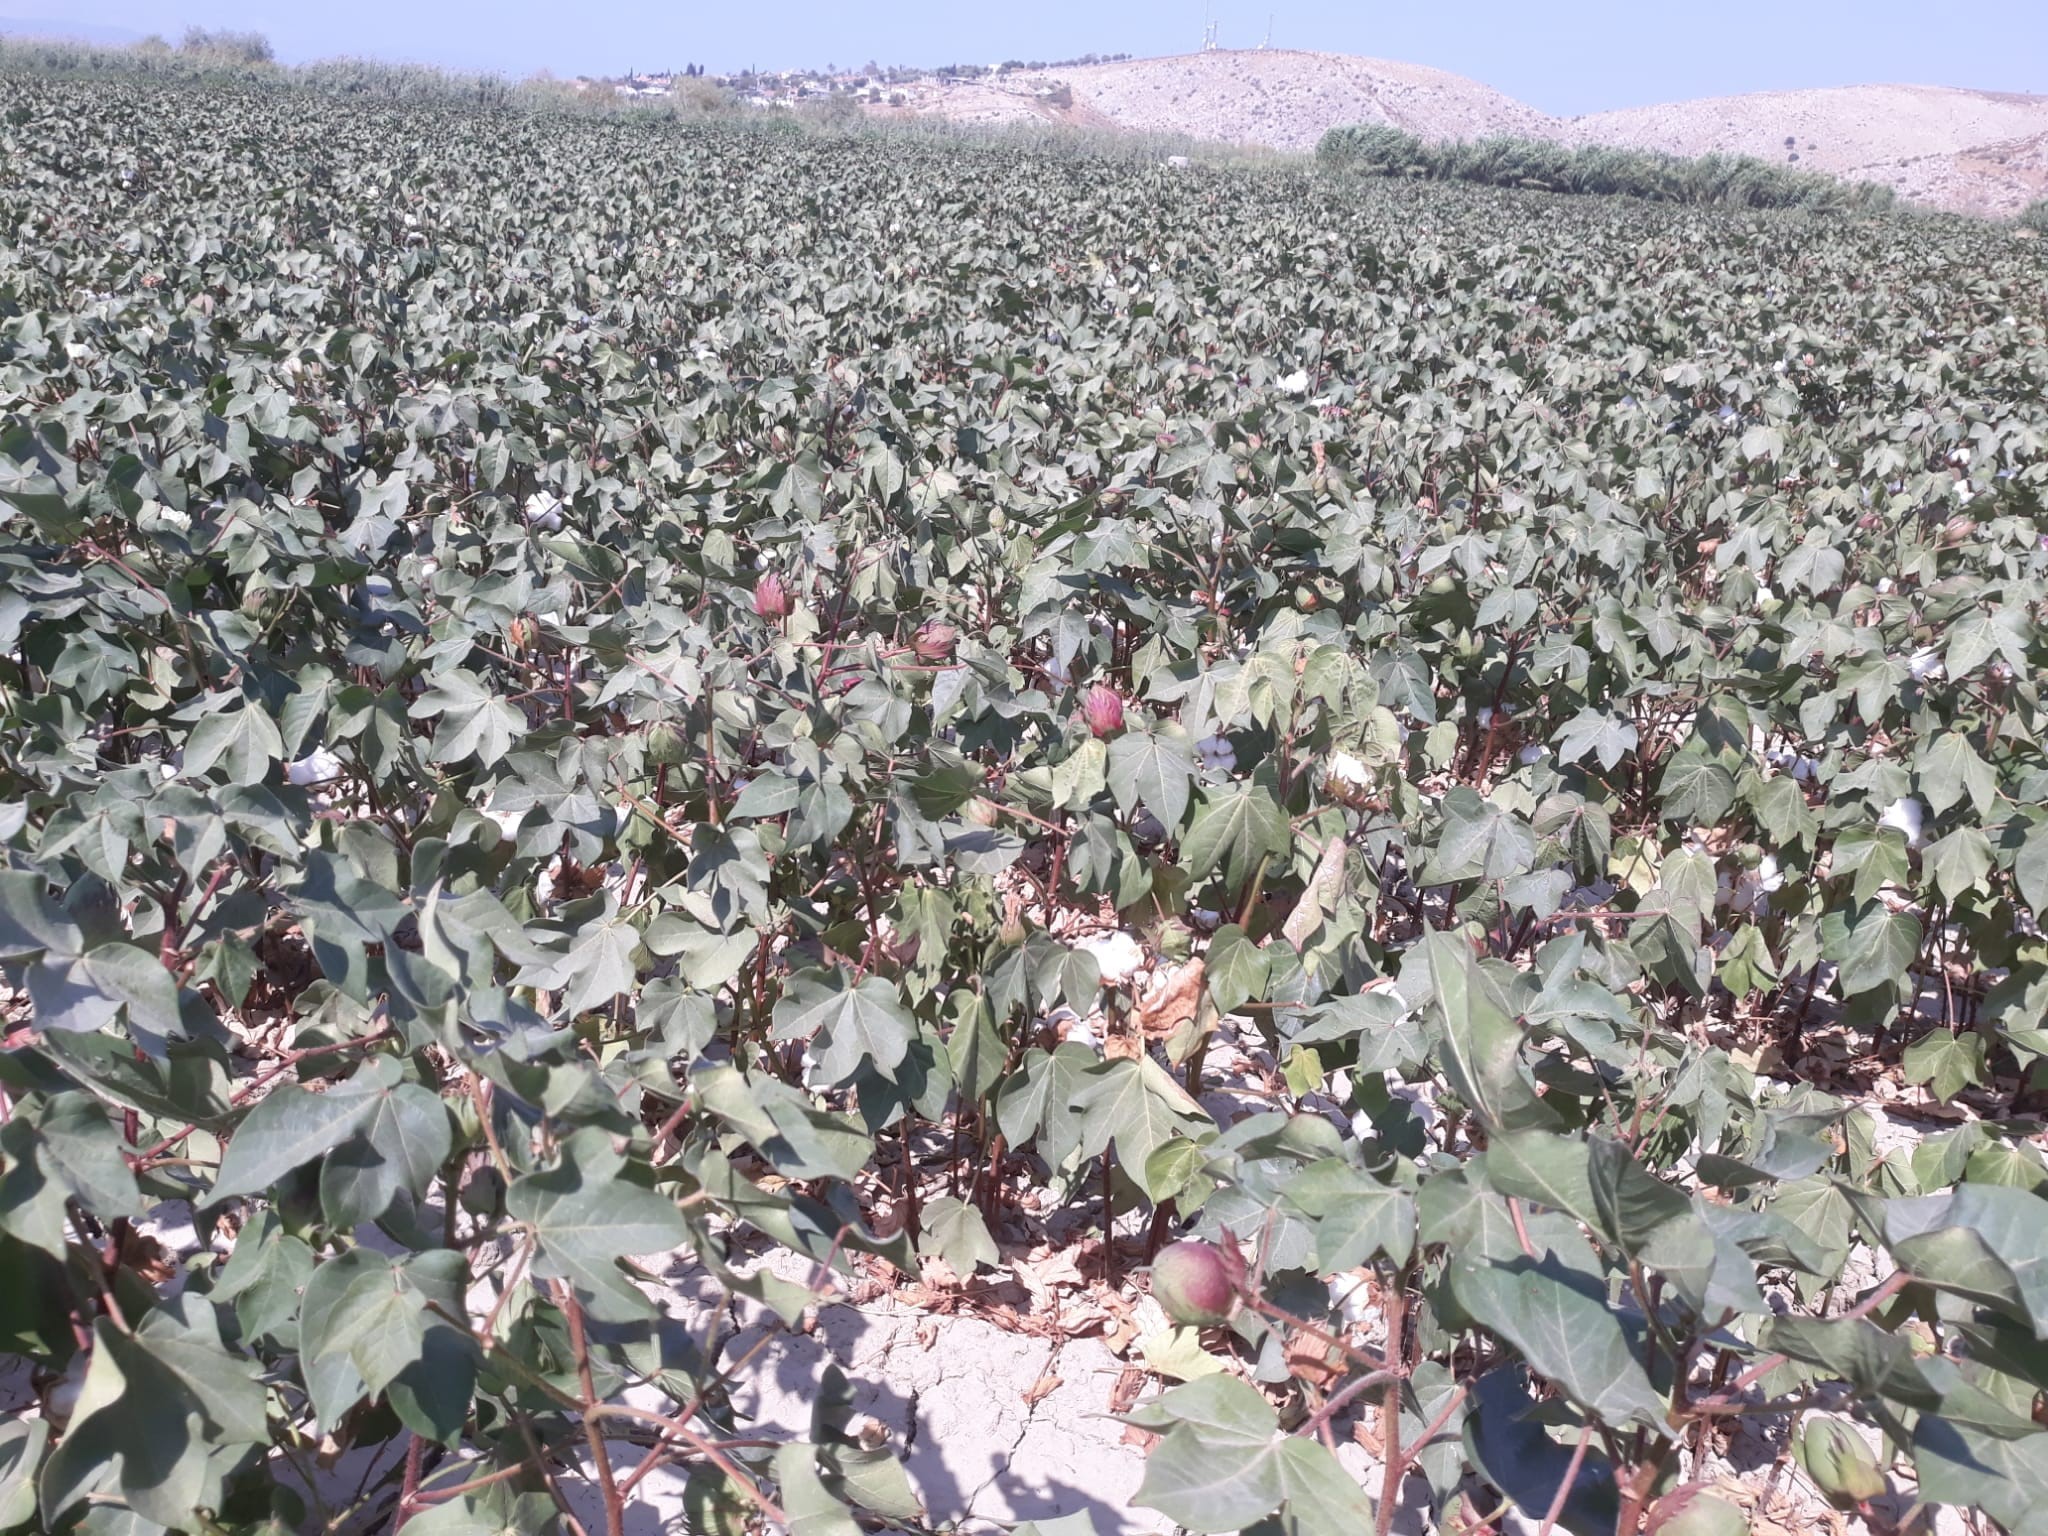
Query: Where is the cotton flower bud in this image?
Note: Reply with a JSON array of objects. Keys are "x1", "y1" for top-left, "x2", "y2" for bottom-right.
[
  {"x1": 645, "y1": 722, "x2": 689, "y2": 767},
  {"x1": 913, "y1": 620, "x2": 958, "y2": 661},
  {"x1": 1082, "y1": 684, "x2": 1125, "y2": 738},
  {"x1": 1149, "y1": 1239, "x2": 1242, "y2": 1326},
  {"x1": 1794, "y1": 1418, "x2": 1886, "y2": 1505},
  {"x1": 753, "y1": 572, "x2": 790, "y2": 619},
  {"x1": 1645, "y1": 1485, "x2": 1748, "y2": 1536}
]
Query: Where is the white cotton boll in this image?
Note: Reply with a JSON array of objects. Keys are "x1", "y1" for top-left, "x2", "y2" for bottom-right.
[
  {"x1": 1757, "y1": 855, "x2": 1784, "y2": 892},
  {"x1": 1279, "y1": 368, "x2": 1309, "y2": 395},
  {"x1": 287, "y1": 747, "x2": 343, "y2": 786},
  {"x1": 1326, "y1": 1271, "x2": 1374, "y2": 1326},
  {"x1": 1755, "y1": 583, "x2": 1776, "y2": 603},
  {"x1": 1881, "y1": 796, "x2": 1927, "y2": 849},
  {"x1": 1476, "y1": 705, "x2": 1495, "y2": 728},
  {"x1": 1949, "y1": 448, "x2": 1971, "y2": 466},
  {"x1": 1044, "y1": 655, "x2": 1072, "y2": 687},
  {"x1": 1907, "y1": 647, "x2": 1943, "y2": 681},
  {"x1": 1078, "y1": 930, "x2": 1146, "y2": 985},
  {"x1": 1518, "y1": 743, "x2": 1545, "y2": 766},
  {"x1": 1196, "y1": 734, "x2": 1236, "y2": 772},
  {"x1": 419, "y1": 558, "x2": 440, "y2": 578},
  {"x1": 523, "y1": 493, "x2": 564, "y2": 531},
  {"x1": 1876, "y1": 577, "x2": 1894, "y2": 594},
  {"x1": 1794, "y1": 757, "x2": 1820, "y2": 784},
  {"x1": 1325, "y1": 750, "x2": 1370, "y2": 794}
]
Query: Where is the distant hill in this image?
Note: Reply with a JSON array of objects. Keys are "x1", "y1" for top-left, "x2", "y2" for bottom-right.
[
  {"x1": 0, "y1": 15, "x2": 149, "y2": 48},
  {"x1": 881, "y1": 50, "x2": 2048, "y2": 215}
]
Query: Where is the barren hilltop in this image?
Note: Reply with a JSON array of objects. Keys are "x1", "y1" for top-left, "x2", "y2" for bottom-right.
[{"x1": 881, "y1": 49, "x2": 2048, "y2": 214}]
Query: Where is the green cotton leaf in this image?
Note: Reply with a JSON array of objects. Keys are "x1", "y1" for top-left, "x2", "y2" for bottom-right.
[
  {"x1": 995, "y1": 1043, "x2": 1099, "y2": 1166},
  {"x1": 0, "y1": 870, "x2": 82, "y2": 959},
  {"x1": 1748, "y1": 774, "x2": 1818, "y2": 849},
  {"x1": 320, "y1": 1080, "x2": 454, "y2": 1229},
  {"x1": 292, "y1": 849, "x2": 407, "y2": 946},
  {"x1": 1461, "y1": 1367, "x2": 1619, "y2": 1536},
  {"x1": 1204, "y1": 924, "x2": 1268, "y2": 1014},
  {"x1": 0, "y1": 1418, "x2": 47, "y2": 1530},
  {"x1": 1922, "y1": 827, "x2": 1992, "y2": 903},
  {"x1": 1918, "y1": 732, "x2": 1996, "y2": 817},
  {"x1": 1483, "y1": 1130, "x2": 1598, "y2": 1227},
  {"x1": 182, "y1": 700, "x2": 284, "y2": 785},
  {"x1": 39, "y1": 1297, "x2": 267, "y2": 1530},
  {"x1": 25, "y1": 942, "x2": 183, "y2": 1042},
  {"x1": 554, "y1": 915, "x2": 645, "y2": 1017},
  {"x1": 407, "y1": 668, "x2": 524, "y2": 766},
  {"x1": 1821, "y1": 903, "x2": 1922, "y2": 997},
  {"x1": 774, "y1": 1443, "x2": 865, "y2": 1536},
  {"x1": 818, "y1": 1444, "x2": 924, "y2": 1525},
  {"x1": 506, "y1": 1133, "x2": 689, "y2": 1317},
  {"x1": 1423, "y1": 787, "x2": 1536, "y2": 885},
  {"x1": 919, "y1": 1195, "x2": 998, "y2": 1274},
  {"x1": 1902, "y1": 1029, "x2": 1989, "y2": 1101},
  {"x1": 1106, "y1": 727, "x2": 1198, "y2": 832},
  {"x1": 298, "y1": 1248, "x2": 475, "y2": 1440},
  {"x1": 1585, "y1": 1135, "x2": 1690, "y2": 1253},
  {"x1": 1280, "y1": 1158, "x2": 1415, "y2": 1270},
  {"x1": 210, "y1": 1056, "x2": 400, "y2": 1202},
  {"x1": 1658, "y1": 745, "x2": 1737, "y2": 827},
  {"x1": 1450, "y1": 1252, "x2": 1668, "y2": 1429},
  {"x1": 770, "y1": 970, "x2": 916, "y2": 1086},
  {"x1": 1070, "y1": 1055, "x2": 1211, "y2": 1198},
  {"x1": 1130, "y1": 1375, "x2": 1285, "y2": 1533},
  {"x1": 1943, "y1": 608, "x2": 2029, "y2": 681},
  {"x1": 10, "y1": 1094, "x2": 141, "y2": 1226},
  {"x1": 1425, "y1": 930, "x2": 1556, "y2": 1134},
  {"x1": 1550, "y1": 708, "x2": 1638, "y2": 771},
  {"x1": 211, "y1": 1210, "x2": 315, "y2": 1349},
  {"x1": 1885, "y1": 1184, "x2": 2048, "y2": 1332},
  {"x1": 1181, "y1": 781, "x2": 1291, "y2": 891},
  {"x1": 1915, "y1": 1414, "x2": 2048, "y2": 1535},
  {"x1": 1049, "y1": 737, "x2": 1108, "y2": 810},
  {"x1": 1740, "y1": 422, "x2": 1783, "y2": 461}
]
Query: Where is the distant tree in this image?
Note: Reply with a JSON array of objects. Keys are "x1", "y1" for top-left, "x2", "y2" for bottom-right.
[
  {"x1": 2020, "y1": 198, "x2": 2048, "y2": 234},
  {"x1": 179, "y1": 27, "x2": 273, "y2": 64}
]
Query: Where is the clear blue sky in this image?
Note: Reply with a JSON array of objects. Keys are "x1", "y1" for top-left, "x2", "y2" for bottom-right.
[{"x1": 9, "y1": 0, "x2": 2046, "y2": 116}]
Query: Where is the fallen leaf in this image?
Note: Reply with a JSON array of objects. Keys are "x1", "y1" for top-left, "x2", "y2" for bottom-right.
[
  {"x1": 1022, "y1": 1374, "x2": 1064, "y2": 1407},
  {"x1": 1136, "y1": 957, "x2": 1204, "y2": 1038}
]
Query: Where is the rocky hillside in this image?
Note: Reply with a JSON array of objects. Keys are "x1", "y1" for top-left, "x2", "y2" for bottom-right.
[{"x1": 881, "y1": 50, "x2": 2048, "y2": 215}]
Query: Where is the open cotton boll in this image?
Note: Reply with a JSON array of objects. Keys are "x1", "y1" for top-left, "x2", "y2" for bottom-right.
[
  {"x1": 287, "y1": 747, "x2": 344, "y2": 786},
  {"x1": 1907, "y1": 647, "x2": 1944, "y2": 681},
  {"x1": 1195, "y1": 734, "x2": 1236, "y2": 772},
  {"x1": 1755, "y1": 582, "x2": 1776, "y2": 603},
  {"x1": 523, "y1": 492, "x2": 564, "y2": 531},
  {"x1": 1876, "y1": 577, "x2": 1895, "y2": 594},
  {"x1": 1326, "y1": 1270, "x2": 1375, "y2": 1326},
  {"x1": 1880, "y1": 796, "x2": 1927, "y2": 849},
  {"x1": 1077, "y1": 930, "x2": 1146, "y2": 985},
  {"x1": 1325, "y1": 750, "x2": 1370, "y2": 794},
  {"x1": 1517, "y1": 742, "x2": 1546, "y2": 766},
  {"x1": 1278, "y1": 368, "x2": 1309, "y2": 395}
]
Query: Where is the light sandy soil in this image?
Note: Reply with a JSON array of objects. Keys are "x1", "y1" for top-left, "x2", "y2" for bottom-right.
[{"x1": 878, "y1": 49, "x2": 2048, "y2": 214}]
